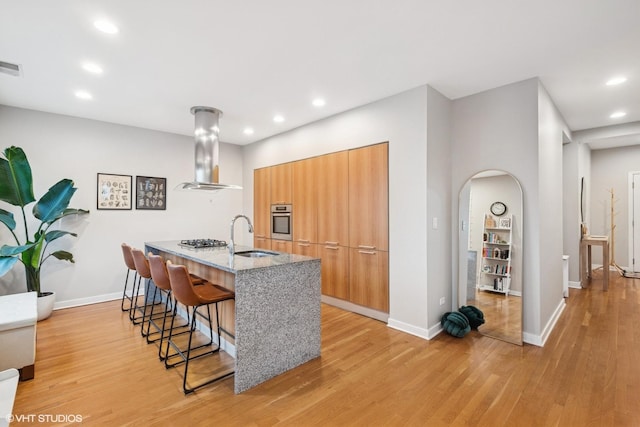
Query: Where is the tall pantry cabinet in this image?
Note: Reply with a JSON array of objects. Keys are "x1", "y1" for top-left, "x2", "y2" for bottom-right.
[
  {"x1": 317, "y1": 151, "x2": 350, "y2": 300},
  {"x1": 270, "y1": 163, "x2": 292, "y2": 204},
  {"x1": 253, "y1": 167, "x2": 271, "y2": 250},
  {"x1": 348, "y1": 143, "x2": 389, "y2": 312},
  {"x1": 292, "y1": 157, "x2": 319, "y2": 258}
]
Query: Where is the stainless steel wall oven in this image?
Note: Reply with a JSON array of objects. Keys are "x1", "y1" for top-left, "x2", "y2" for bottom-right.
[{"x1": 271, "y1": 204, "x2": 292, "y2": 240}]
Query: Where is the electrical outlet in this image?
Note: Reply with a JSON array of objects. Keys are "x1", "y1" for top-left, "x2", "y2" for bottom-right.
[{"x1": 439, "y1": 297, "x2": 445, "y2": 306}]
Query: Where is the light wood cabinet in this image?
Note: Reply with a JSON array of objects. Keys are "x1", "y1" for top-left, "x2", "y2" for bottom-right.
[
  {"x1": 317, "y1": 151, "x2": 349, "y2": 246},
  {"x1": 271, "y1": 239, "x2": 292, "y2": 253},
  {"x1": 271, "y1": 163, "x2": 292, "y2": 204},
  {"x1": 253, "y1": 236, "x2": 271, "y2": 250},
  {"x1": 253, "y1": 167, "x2": 271, "y2": 239},
  {"x1": 348, "y1": 143, "x2": 389, "y2": 251},
  {"x1": 293, "y1": 157, "x2": 318, "y2": 243},
  {"x1": 319, "y1": 245, "x2": 349, "y2": 300},
  {"x1": 349, "y1": 248, "x2": 389, "y2": 312},
  {"x1": 253, "y1": 142, "x2": 389, "y2": 316},
  {"x1": 292, "y1": 242, "x2": 318, "y2": 258}
]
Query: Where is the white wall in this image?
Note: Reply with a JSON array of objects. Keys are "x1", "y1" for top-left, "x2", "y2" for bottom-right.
[
  {"x1": 426, "y1": 86, "x2": 452, "y2": 327},
  {"x1": 537, "y1": 83, "x2": 569, "y2": 338},
  {"x1": 0, "y1": 105, "x2": 243, "y2": 307},
  {"x1": 451, "y1": 78, "x2": 566, "y2": 343},
  {"x1": 242, "y1": 86, "x2": 442, "y2": 337},
  {"x1": 452, "y1": 79, "x2": 538, "y2": 338}
]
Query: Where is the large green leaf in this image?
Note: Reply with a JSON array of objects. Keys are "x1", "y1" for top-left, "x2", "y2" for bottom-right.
[
  {"x1": 0, "y1": 208, "x2": 16, "y2": 230},
  {"x1": 45, "y1": 230, "x2": 77, "y2": 242},
  {"x1": 25, "y1": 238, "x2": 43, "y2": 269},
  {"x1": 53, "y1": 208, "x2": 90, "y2": 222},
  {"x1": 0, "y1": 146, "x2": 35, "y2": 207},
  {"x1": 0, "y1": 243, "x2": 35, "y2": 256},
  {"x1": 33, "y1": 179, "x2": 76, "y2": 223},
  {"x1": 50, "y1": 250, "x2": 74, "y2": 262},
  {"x1": 0, "y1": 256, "x2": 19, "y2": 277}
]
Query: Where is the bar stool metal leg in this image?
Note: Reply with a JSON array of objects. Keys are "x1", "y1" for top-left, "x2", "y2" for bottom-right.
[
  {"x1": 165, "y1": 261, "x2": 235, "y2": 394},
  {"x1": 121, "y1": 243, "x2": 137, "y2": 312},
  {"x1": 130, "y1": 248, "x2": 168, "y2": 327},
  {"x1": 146, "y1": 253, "x2": 193, "y2": 354}
]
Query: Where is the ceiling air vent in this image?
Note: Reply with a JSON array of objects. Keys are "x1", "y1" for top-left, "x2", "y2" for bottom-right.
[{"x1": 0, "y1": 61, "x2": 21, "y2": 77}]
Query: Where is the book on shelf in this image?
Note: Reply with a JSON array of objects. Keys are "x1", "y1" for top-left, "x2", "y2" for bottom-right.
[{"x1": 492, "y1": 276, "x2": 511, "y2": 291}]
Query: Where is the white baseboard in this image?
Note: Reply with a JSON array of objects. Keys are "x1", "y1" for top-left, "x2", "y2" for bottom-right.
[
  {"x1": 53, "y1": 292, "x2": 123, "y2": 310},
  {"x1": 387, "y1": 318, "x2": 434, "y2": 340},
  {"x1": 522, "y1": 297, "x2": 566, "y2": 347},
  {"x1": 568, "y1": 280, "x2": 582, "y2": 289},
  {"x1": 427, "y1": 323, "x2": 443, "y2": 339}
]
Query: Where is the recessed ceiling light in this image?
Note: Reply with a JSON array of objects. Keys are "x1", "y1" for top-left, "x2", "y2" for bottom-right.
[
  {"x1": 610, "y1": 111, "x2": 627, "y2": 119},
  {"x1": 93, "y1": 19, "x2": 119, "y2": 34},
  {"x1": 273, "y1": 115, "x2": 284, "y2": 123},
  {"x1": 312, "y1": 98, "x2": 326, "y2": 107},
  {"x1": 606, "y1": 76, "x2": 627, "y2": 86},
  {"x1": 82, "y1": 62, "x2": 103, "y2": 74},
  {"x1": 74, "y1": 90, "x2": 93, "y2": 100},
  {"x1": 243, "y1": 127, "x2": 254, "y2": 135}
]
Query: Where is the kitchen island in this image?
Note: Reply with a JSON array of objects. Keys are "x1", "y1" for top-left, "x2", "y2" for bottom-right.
[{"x1": 144, "y1": 240, "x2": 321, "y2": 394}]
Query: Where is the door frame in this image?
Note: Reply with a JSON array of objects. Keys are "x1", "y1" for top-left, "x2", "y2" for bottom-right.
[{"x1": 628, "y1": 171, "x2": 640, "y2": 272}]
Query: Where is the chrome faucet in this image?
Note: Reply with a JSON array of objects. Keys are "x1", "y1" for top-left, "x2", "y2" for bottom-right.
[{"x1": 229, "y1": 214, "x2": 254, "y2": 256}]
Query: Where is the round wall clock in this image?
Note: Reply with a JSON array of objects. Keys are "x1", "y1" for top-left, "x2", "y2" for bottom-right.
[{"x1": 490, "y1": 201, "x2": 507, "y2": 216}]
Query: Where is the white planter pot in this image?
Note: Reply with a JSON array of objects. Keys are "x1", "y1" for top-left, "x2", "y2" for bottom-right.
[{"x1": 37, "y1": 292, "x2": 56, "y2": 321}]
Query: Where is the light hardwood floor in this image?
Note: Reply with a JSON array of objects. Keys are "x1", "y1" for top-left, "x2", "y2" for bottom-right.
[{"x1": 12, "y1": 271, "x2": 640, "y2": 426}]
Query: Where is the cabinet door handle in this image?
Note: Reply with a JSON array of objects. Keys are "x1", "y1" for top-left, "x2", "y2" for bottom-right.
[
  {"x1": 298, "y1": 243, "x2": 310, "y2": 247},
  {"x1": 359, "y1": 250, "x2": 376, "y2": 255},
  {"x1": 358, "y1": 245, "x2": 376, "y2": 250},
  {"x1": 255, "y1": 234, "x2": 266, "y2": 238},
  {"x1": 324, "y1": 241, "x2": 339, "y2": 245},
  {"x1": 324, "y1": 246, "x2": 339, "y2": 250}
]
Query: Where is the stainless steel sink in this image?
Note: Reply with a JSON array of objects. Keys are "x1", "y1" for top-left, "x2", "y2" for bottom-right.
[{"x1": 234, "y1": 250, "x2": 279, "y2": 258}]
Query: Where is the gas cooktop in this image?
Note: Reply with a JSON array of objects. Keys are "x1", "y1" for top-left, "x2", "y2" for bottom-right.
[{"x1": 179, "y1": 239, "x2": 227, "y2": 249}]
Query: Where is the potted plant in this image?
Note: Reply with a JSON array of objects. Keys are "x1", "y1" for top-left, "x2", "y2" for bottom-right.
[{"x1": 0, "y1": 146, "x2": 88, "y2": 320}]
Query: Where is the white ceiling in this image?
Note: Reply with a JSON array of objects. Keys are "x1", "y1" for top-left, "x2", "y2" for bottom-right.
[{"x1": 1, "y1": 0, "x2": 639, "y2": 146}]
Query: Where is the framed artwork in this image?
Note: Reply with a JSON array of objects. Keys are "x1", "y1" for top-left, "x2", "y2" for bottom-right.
[
  {"x1": 499, "y1": 218, "x2": 511, "y2": 228},
  {"x1": 136, "y1": 176, "x2": 166, "y2": 210},
  {"x1": 97, "y1": 173, "x2": 132, "y2": 210}
]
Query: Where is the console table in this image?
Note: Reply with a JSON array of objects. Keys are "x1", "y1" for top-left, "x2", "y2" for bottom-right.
[{"x1": 580, "y1": 235, "x2": 609, "y2": 290}]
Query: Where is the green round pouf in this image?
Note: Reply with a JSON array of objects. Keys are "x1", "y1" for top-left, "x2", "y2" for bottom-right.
[
  {"x1": 440, "y1": 311, "x2": 471, "y2": 338},
  {"x1": 459, "y1": 305, "x2": 485, "y2": 329}
]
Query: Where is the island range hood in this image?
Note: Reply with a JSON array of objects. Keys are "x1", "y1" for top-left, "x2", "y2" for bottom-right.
[{"x1": 176, "y1": 106, "x2": 242, "y2": 191}]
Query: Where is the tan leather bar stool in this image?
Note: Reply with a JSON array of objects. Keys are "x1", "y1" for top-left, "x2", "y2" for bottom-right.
[
  {"x1": 130, "y1": 248, "x2": 167, "y2": 328},
  {"x1": 146, "y1": 253, "x2": 191, "y2": 355},
  {"x1": 120, "y1": 244, "x2": 137, "y2": 312},
  {"x1": 165, "y1": 261, "x2": 235, "y2": 394}
]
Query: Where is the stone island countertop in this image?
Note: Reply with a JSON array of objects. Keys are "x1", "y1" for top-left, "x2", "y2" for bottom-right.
[
  {"x1": 145, "y1": 240, "x2": 316, "y2": 273},
  {"x1": 144, "y1": 240, "x2": 321, "y2": 394}
]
